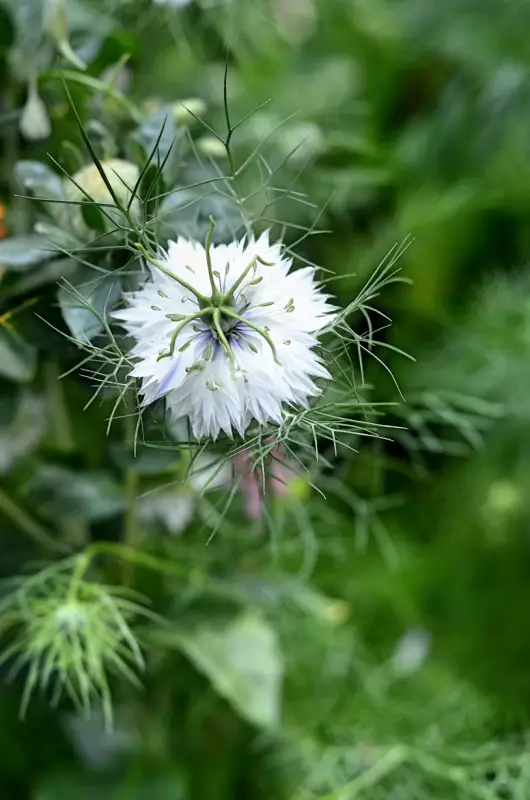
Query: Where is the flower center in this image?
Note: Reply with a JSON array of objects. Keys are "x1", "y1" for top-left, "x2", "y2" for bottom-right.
[{"x1": 156, "y1": 217, "x2": 282, "y2": 369}]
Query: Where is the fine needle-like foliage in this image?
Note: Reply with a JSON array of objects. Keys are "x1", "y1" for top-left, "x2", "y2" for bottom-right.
[{"x1": 1, "y1": 1, "x2": 530, "y2": 799}]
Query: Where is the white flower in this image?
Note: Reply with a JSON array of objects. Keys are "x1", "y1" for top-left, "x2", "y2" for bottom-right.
[{"x1": 115, "y1": 229, "x2": 335, "y2": 439}]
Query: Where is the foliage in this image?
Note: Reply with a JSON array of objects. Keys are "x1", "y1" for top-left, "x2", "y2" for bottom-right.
[{"x1": 0, "y1": 0, "x2": 529, "y2": 799}]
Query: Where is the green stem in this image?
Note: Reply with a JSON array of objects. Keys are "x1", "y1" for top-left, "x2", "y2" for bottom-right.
[
  {"x1": 0, "y1": 487, "x2": 71, "y2": 554},
  {"x1": 45, "y1": 359, "x2": 75, "y2": 453},
  {"x1": 84, "y1": 542, "x2": 245, "y2": 603},
  {"x1": 221, "y1": 307, "x2": 282, "y2": 365},
  {"x1": 410, "y1": 751, "x2": 499, "y2": 800},
  {"x1": 319, "y1": 746, "x2": 407, "y2": 800},
  {"x1": 122, "y1": 393, "x2": 140, "y2": 584}
]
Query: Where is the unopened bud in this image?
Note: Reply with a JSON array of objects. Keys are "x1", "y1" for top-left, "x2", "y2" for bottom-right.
[
  {"x1": 65, "y1": 159, "x2": 140, "y2": 210},
  {"x1": 43, "y1": 0, "x2": 87, "y2": 71},
  {"x1": 172, "y1": 98, "x2": 207, "y2": 126},
  {"x1": 196, "y1": 136, "x2": 226, "y2": 159},
  {"x1": 20, "y1": 82, "x2": 51, "y2": 142},
  {"x1": 65, "y1": 159, "x2": 141, "y2": 235}
]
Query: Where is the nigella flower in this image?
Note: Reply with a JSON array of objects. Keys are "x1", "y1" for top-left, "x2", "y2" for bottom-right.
[{"x1": 115, "y1": 223, "x2": 336, "y2": 439}]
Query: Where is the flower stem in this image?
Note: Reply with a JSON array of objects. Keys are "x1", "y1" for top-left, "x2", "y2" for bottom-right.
[
  {"x1": 45, "y1": 359, "x2": 75, "y2": 452},
  {"x1": 0, "y1": 487, "x2": 70, "y2": 554},
  {"x1": 122, "y1": 391, "x2": 140, "y2": 584},
  {"x1": 318, "y1": 746, "x2": 407, "y2": 799}
]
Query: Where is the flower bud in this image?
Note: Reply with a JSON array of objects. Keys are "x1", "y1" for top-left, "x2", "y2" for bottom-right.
[
  {"x1": 196, "y1": 136, "x2": 227, "y2": 159},
  {"x1": 65, "y1": 159, "x2": 140, "y2": 210},
  {"x1": 172, "y1": 98, "x2": 207, "y2": 126},
  {"x1": 20, "y1": 82, "x2": 51, "y2": 142},
  {"x1": 64, "y1": 159, "x2": 141, "y2": 236},
  {"x1": 43, "y1": 0, "x2": 87, "y2": 71}
]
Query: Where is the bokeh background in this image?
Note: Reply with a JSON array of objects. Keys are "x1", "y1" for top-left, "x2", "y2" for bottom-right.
[{"x1": 1, "y1": 0, "x2": 530, "y2": 797}]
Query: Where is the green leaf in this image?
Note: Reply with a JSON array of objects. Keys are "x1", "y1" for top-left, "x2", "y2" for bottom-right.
[
  {"x1": 7, "y1": 257, "x2": 77, "y2": 297},
  {"x1": 0, "y1": 234, "x2": 52, "y2": 272},
  {"x1": 14, "y1": 160, "x2": 63, "y2": 199},
  {"x1": 80, "y1": 201, "x2": 106, "y2": 232},
  {"x1": 177, "y1": 613, "x2": 283, "y2": 729},
  {"x1": 0, "y1": 330, "x2": 37, "y2": 382},
  {"x1": 34, "y1": 222, "x2": 82, "y2": 252},
  {"x1": 28, "y1": 465, "x2": 125, "y2": 522},
  {"x1": 36, "y1": 769, "x2": 186, "y2": 800},
  {"x1": 58, "y1": 268, "x2": 121, "y2": 341}
]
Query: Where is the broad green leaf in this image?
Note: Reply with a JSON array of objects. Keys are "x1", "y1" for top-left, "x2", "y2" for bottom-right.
[
  {"x1": 80, "y1": 200, "x2": 106, "y2": 232},
  {"x1": 58, "y1": 267, "x2": 121, "y2": 341},
  {"x1": 14, "y1": 160, "x2": 63, "y2": 200},
  {"x1": 0, "y1": 234, "x2": 52, "y2": 272},
  {"x1": 177, "y1": 613, "x2": 283, "y2": 729},
  {"x1": 8, "y1": 257, "x2": 77, "y2": 297},
  {"x1": 34, "y1": 221, "x2": 82, "y2": 252},
  {"x1": 28, "y1": 465, "x2": 125, "y2": 522},
  {"x1": 0, "y1": 329, "x2": 36, "y2": 382}
]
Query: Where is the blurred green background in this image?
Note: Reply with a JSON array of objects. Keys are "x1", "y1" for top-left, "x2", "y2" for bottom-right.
[{"x1": 1, "y1": 0, "x2": 530, "y2": 797}]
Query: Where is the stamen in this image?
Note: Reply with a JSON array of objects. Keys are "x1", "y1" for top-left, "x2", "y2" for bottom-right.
[{"x1": 185, "y1": 362, "x2": 205, "y2": 374}]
